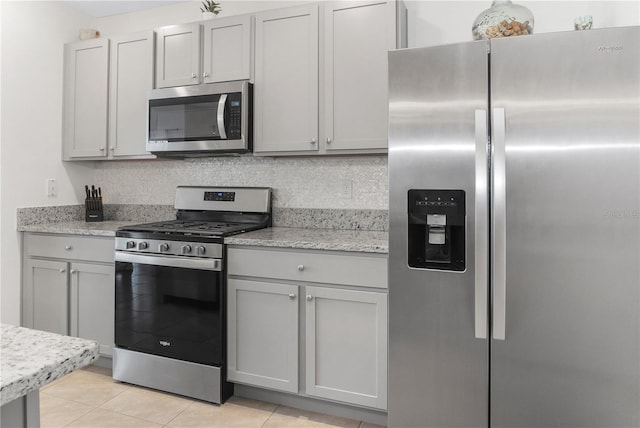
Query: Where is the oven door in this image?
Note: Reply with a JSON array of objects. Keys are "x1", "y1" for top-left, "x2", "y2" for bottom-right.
[{"x1": 115, "y1": 252, "x2": 224, "y2": 366}]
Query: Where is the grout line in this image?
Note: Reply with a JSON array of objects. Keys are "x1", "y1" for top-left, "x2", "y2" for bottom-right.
[{"x1": 260, "y1": 403, "x2": 280, "y2": 427}]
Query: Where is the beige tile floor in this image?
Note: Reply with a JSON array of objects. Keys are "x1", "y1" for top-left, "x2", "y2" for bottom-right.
[{"x1": 40, "y1": 365, "x2": 385, "y2": 428}]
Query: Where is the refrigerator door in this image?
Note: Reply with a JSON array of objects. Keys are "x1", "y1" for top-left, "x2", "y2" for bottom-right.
[
  {"x1": 388, "y1": 42, "x2": 489, "y2": 428},
  {"x1": 490, "y1": 27, "x2": 640, "y2": 427}
]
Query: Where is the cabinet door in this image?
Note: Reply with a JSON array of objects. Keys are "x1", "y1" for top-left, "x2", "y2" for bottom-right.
[
  {"x1": 254, "y1": 5, "x2": 319, "y2": 154},
  {"x1": 156, "y1": 23, "x2": 201, "y2": 88},
  {"x1": 109, "y1": 31, "x2": 156, "y2": 159},
  {"x1": 227, "y1": 279, "x2": 299, "y2": 393},
  {"x1": 70, "y1": 262, "x2": 115, "y2": 356},
  {"x1": 323, "y1": 1, "x2": 396, "y2": 152},
  {"x1": 203, "y1": 15, "x2": 253, "y2": 83},
  {"x1": 23, "y1": 259, "x2": 69, "y2": 335},
  {"x1": 63, "y1": 38, "x2": 109, "y2": 159},
  {"x1": 305, "y1": 286, "x2": 388, "y2": 409}
]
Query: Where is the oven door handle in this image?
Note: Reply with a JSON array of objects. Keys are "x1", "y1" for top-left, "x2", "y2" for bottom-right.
[{"x1": 115, "y1": 252, "x2": 222, "y2": 271}]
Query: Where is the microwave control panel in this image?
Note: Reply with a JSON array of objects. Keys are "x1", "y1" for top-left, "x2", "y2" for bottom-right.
[{"x1": 227, "y1": 92, "x2": 242, "y2": 140}]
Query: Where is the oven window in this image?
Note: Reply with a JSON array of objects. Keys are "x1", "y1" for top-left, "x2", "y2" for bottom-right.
[
  {"x1": 115, "y1": 261, "x2": 223, "y2": 366},
  {"x1": 148, "y1": 95, "x2": 222, "y2": 141}
]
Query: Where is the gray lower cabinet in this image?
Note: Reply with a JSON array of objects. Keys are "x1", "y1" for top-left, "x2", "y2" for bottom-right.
[
  {"x1": 305, "y1": 286, "x2": 387, "y2": 409},
  {"x1": 227, "y1": 246, "x2": 388, "y2": 410},
  {"x1": 22, "y1": 233, "x2": 115, "y2": 357},
  {"x1": 227, "y1": 279, "x2": 299, "y2": 392}
]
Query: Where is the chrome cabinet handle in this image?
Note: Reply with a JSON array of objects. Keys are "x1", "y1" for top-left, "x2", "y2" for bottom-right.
[
  {"x1": 492, "y1": 107, "x2": 507, "y2": 341},
  {"x1": 109, "y1": 147, "x2": 115, "y2": 151},
  {"x1": 70, "y1": 269, "x2": 78, "y2": 274},
  {"x1": 474, "y1": 109, "x2": 488, "y2": 340},
  {"x1": 99, "y1": 147, "x2": 105, "y2": 151},
  {"x1": 203, "y1": 72, "x2": 209, "y2": 78},
  {"x1": 306, "y1": 295, "x2": 313, "y2": 301},
  {"x1": 191, "y1": 73, "x2": 197, "y2": 79},
  {"x1": 297, "y1": 264, "x2": 304, "y2": 271},
  {"x1": 310, "y1": 138, "x2": 316, "y2": 145},
  {"x1": 326, "y1": 137, "x2": 332, "y2": 144},
  {"x1": 59, "y1": 268, "x2": 66, "y2": 273},
  {"x1": 65, "y1": 245, "x2": 72, "y2": 251},
  {"x1": 288, "y1": 294, "x2": 296, "y2": 300}
]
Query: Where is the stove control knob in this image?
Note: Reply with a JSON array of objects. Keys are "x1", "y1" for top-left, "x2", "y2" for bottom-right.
[
  {"x1": 196, "y1": 246, "x2": 206, "y2": 256},
  {"x1": 159, "y1": 243, "x2": 170, "y2": 252},
  {"x1": 138, "y1": 242, "x2": 149, "y2": 250},
  {"x1": 181, "y1": 245, "x2": 192, "y2": 255},
  {"x1": 125, "y1": 241, "x2": 136, "y2": 249}
]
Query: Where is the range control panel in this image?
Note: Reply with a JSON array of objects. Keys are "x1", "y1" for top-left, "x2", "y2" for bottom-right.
[{"x1": 204, "y1": 191, "x2": 236, "y2": 202}]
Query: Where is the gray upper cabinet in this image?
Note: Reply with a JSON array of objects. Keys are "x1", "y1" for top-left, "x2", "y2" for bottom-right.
[
  {"x1": 323, "y1": 1, "x2": 398, "y2": 153},
  {"x1": 63, "y1": 32, "x2": 155, "y2": 161},
  {"x1": 254, "y1": 5, "x2": 319, "y2": 154},
  {"x1": 155, "y1": 23, "x2": 201, "y2": 88},
  {"x1": 108, "y1": 31, "x2": 155, "y2": 159},
  {"x1": 62, "y1": 38, "x2": 109, "y2": 159},
  {"x1": 157, "y1": 16, "x2": 254, "y2": 88},
  {"x1": 254, "y1": 1, "x2": 406, "y2": 156},
  {"x1": 203, "y1": 15, "x2": 254, "y2": 83}
]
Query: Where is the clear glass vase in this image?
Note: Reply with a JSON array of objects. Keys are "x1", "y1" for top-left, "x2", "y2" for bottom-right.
[{"x1": 472, "y1": 0, "x2": 534, "y2": 40}]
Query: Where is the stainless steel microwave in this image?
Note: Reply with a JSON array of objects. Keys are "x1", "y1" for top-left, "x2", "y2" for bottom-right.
[{"x1": 146, "y1": 80, "x2": 252, "y2": 157}]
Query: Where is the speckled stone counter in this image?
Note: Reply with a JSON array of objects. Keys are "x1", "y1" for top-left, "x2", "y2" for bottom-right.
[
  {"x1": 225, "y1": 227, "x2": 388, "y2": 254},
  {"x1": 0, "y1": 324, "x2": 99, "y2": 405},
  {"x1": 17, "y1": 220, "x2": 142, "y2": 237}
]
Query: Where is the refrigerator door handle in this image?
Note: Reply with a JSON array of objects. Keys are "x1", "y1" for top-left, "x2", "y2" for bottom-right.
[
  {"x1": 474, "y1": 109, "x2": 488, "y2": 339},
  {"x1": 492, "y1": 107, "x2": 507, "y2": 341}
]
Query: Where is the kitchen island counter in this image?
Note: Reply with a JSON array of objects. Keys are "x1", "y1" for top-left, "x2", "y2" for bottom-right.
[
  {"x1": 1, "y1": 324, "x2": 99, "y2": 427},
  {"x1": 225, "y1": 226, "x2": 388, "y2": 254},
  {"x1": 0, "y1": 323, "x2": 99, "y2": 406}
]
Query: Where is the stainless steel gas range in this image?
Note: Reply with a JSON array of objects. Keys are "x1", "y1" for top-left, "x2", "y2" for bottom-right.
[{"x1": 113, "y1": 186, "x2": 271, "y2": 404}]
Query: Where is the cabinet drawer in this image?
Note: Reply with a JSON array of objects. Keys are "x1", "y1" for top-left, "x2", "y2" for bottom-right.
[
  {"x1": 24, "y1": 233, "x2": 114, "y2": 263},
  {"x1": 228, "y1": 247, "x2": 387, "y2": 289}
]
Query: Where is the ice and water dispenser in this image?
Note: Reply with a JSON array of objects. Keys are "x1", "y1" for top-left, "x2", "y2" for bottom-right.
[{"x1": 408, "y1": 190, "x2": 465, "y2": 271}]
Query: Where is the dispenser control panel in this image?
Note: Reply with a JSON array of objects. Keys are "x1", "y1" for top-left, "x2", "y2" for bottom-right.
[{"x1": 408, "y1": 190, "x2": 466, "y2": 271}]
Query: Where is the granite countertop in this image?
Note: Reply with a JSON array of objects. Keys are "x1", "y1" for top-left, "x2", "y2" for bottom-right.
[
  {"x1": 18, "y1": 220, "x2": 142, "y2": 237},
  {"x1": 225, "y1": 227, "x2": 389, "y2": 254},
  {"x1": 0, "y1": 324, "x2": 99, "y2": 405},
  {"x1": 18, "y1": 222, "x2": 389, "y2": 253}
]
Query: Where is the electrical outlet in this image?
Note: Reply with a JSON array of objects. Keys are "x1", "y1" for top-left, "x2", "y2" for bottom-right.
[
  {"x1": 338, "y1": 179, "x2": 352, "y2": 199},
  {"x1": 46, "y1": 178, "x2": 57, "y2": 197}
]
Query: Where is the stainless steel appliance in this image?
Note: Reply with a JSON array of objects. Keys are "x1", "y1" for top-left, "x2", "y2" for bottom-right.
[
  {"x1": 388, "y1": 27, "x2": 639, "y2": 427},
  {"x1": 147, "y1": 80, "x2": 252, "y2": 156},
  {"x1": 113, "y1": 186, "x2": 271, "y2": 403}
]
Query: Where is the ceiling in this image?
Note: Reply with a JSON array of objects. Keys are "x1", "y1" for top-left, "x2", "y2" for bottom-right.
[{"x1": 65, "y1": 1, "x2": 189, "y2": 17}]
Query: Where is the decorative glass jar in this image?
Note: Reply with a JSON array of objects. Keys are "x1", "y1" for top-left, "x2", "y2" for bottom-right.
[{"x1": 472, "y1": 0, "x2": 534, "y2": 40}]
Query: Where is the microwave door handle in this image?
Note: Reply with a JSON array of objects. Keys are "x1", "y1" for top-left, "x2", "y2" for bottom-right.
[{"x1": 217, "y1": 94, "x2": 227, "y2": 140}]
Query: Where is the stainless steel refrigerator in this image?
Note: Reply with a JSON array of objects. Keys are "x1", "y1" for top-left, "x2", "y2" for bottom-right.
[{"x1": 388, "y1": 26, "x2": 639, "y2": 427}]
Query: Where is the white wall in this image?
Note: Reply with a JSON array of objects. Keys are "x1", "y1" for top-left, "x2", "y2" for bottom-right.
[
  {"x1": 1, "y1": 0, "x2": 638, "y2": 325},
  {"x1": 0, "y1": 1, "x2": 98, "y2": 324},
  {"x1": 406, "y1": 1, "x2": 639, "y2": 48}
]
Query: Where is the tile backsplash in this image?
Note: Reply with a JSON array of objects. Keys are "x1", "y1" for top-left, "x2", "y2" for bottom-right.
[{"x1": 93, "y1": 155, "x2": 388, "y2": 209}]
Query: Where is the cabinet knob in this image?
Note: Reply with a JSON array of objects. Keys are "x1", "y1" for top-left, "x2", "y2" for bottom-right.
[
  {"x1": 203, "y1": 72, "x2": 209, "y2": 78},
  {"x1": 306, "y1": 295, "x2": 314, "y2": 301},
  {"x1": 99, "y1": 147, "x2": 105, "y2": 151},
  {"x1": 288, "y1": 293, "x2": 297, "y2": 300},
  {"x1": 297, "y1": 264, "x2": 304, "y2": 271},
  {"x1": 109, "y1": 147, "x2": 115, "y2": 151},
  {"x1": 59, "y1": 268, "x2": 66, "y2": 273},
  {"x1": 70, "y1": 269, "x2": 78, "y2": 274},
  {"x1": 65, "y1": 245, "x2": 72, "y2": 251},
  {"x1": 310, "y1": 138, "x2": 316, "y2": 145},
  {"x1": 326, "y1": 137, "x2": 332, "y2": 144},
  {"x1": 191, "y1": 73, "x2": 197, "y2": 79}
]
